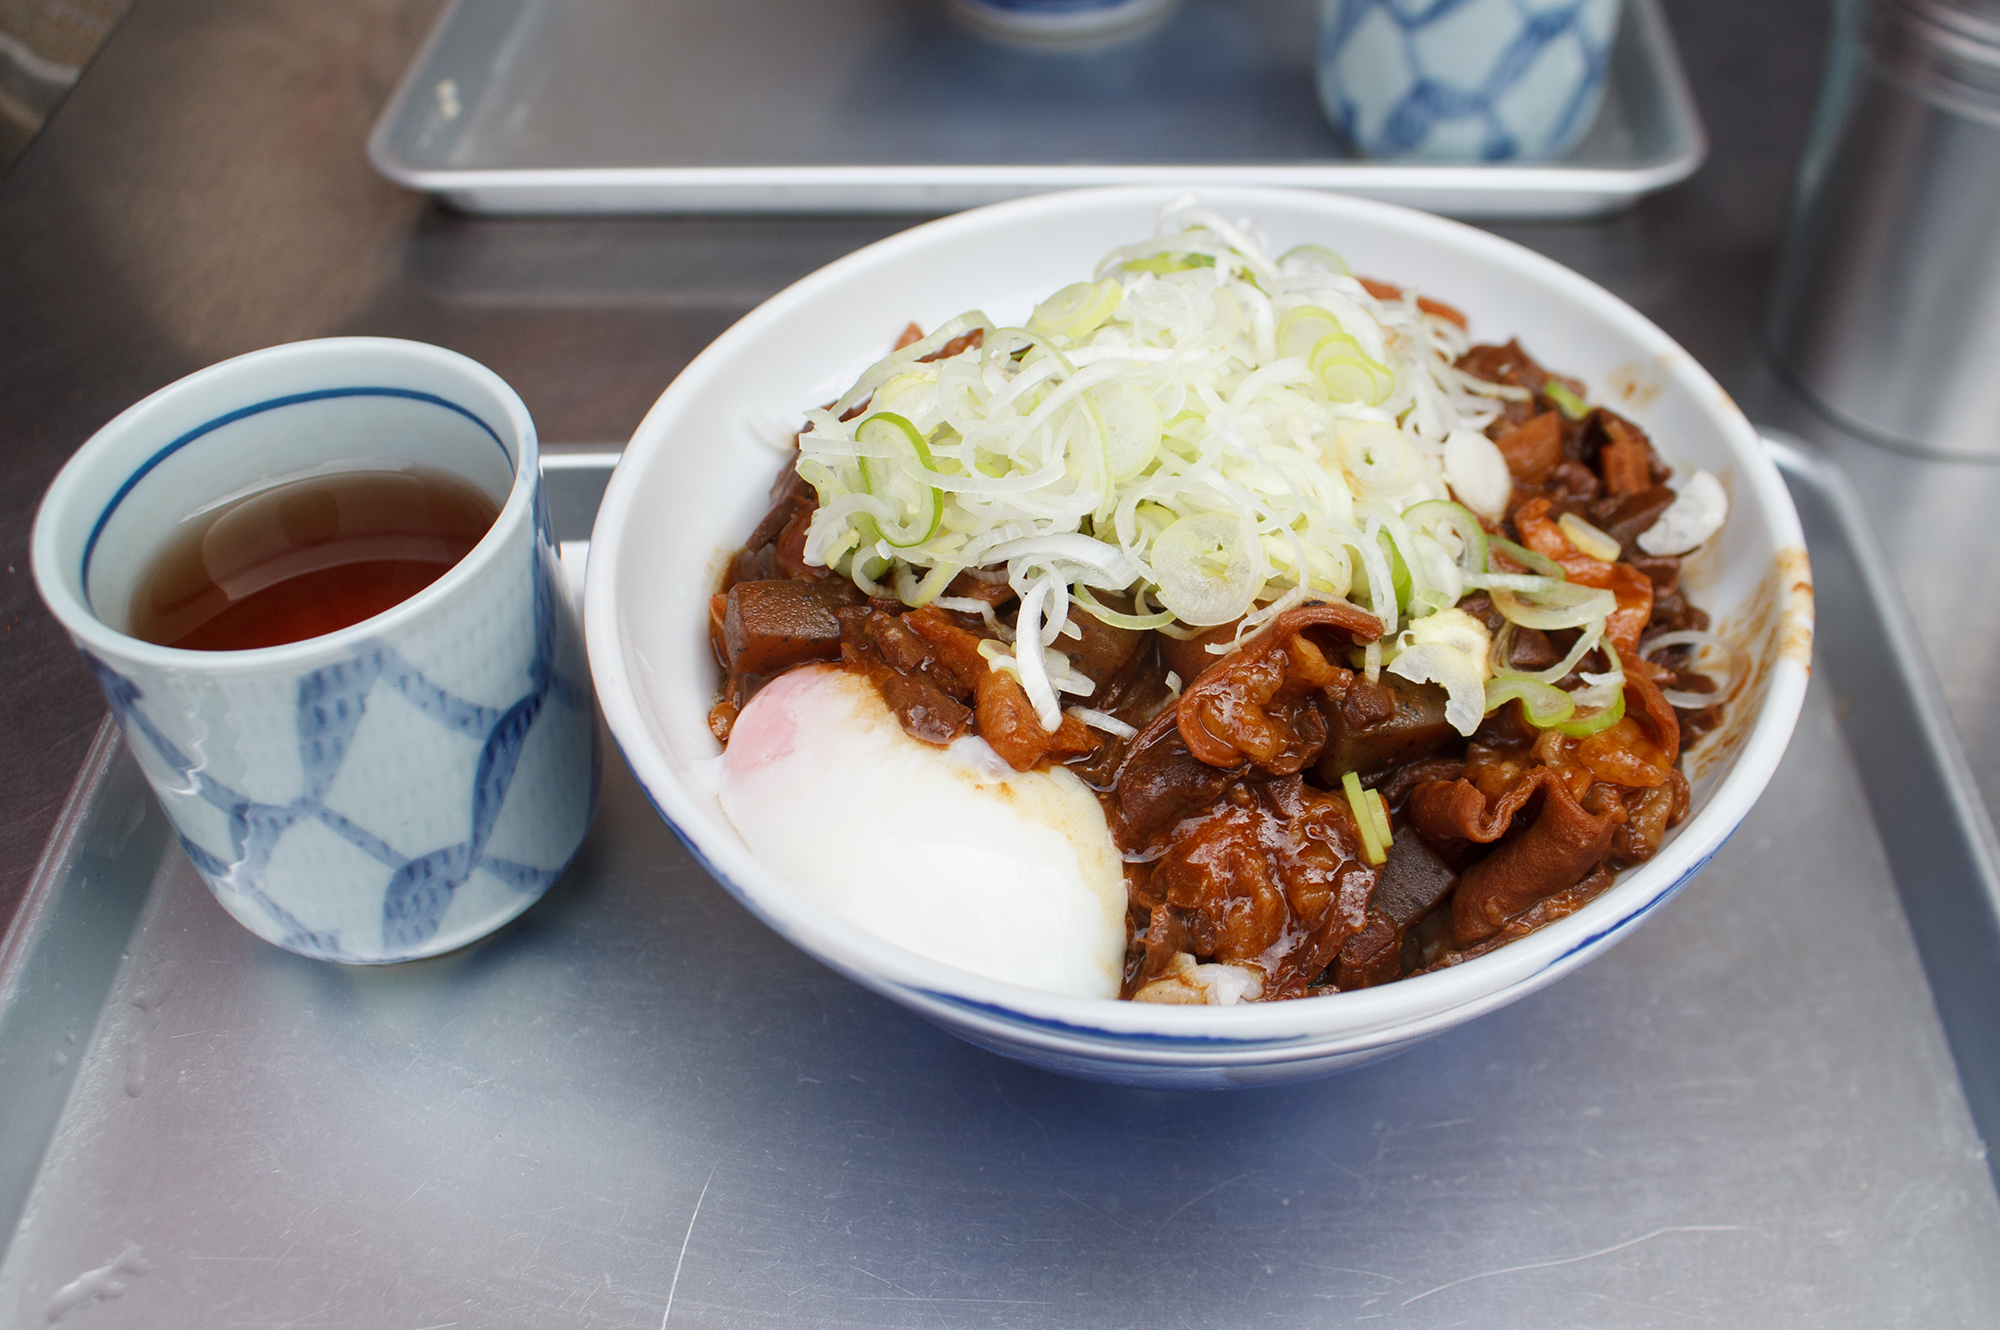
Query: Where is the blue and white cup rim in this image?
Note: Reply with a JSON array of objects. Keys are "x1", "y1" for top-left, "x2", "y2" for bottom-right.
[{"x1": 32, "y1": 337, "x2": 540, "y2": 675}]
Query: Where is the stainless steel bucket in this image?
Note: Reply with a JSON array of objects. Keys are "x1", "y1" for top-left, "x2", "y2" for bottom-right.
[{"x1": 1766, "y1": 0, "x2": 2000, "y2": 459}]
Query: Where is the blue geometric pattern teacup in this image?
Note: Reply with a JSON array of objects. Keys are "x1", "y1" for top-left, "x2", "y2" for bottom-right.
[
  {"x1": 1317, "y1": 0, "x2": 1622, "y2": 161},
  {"x1": 32, "y1": 338, "x2": 598, "y2": 963}
]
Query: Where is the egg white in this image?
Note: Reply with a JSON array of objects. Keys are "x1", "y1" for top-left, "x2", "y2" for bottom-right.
[{"x1": 717, "y1": 666, "x2": 1128, "y2": 999}]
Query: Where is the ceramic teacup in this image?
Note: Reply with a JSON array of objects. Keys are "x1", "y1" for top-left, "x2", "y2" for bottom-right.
[
  {"x1": 32, "y1": 337, "x2": 598, "y2": 963},
  {"x1": 1317, "y1": 0, "x2": 1623, "y2": 161}
]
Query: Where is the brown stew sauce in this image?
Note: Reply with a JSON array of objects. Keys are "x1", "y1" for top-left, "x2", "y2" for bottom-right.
[{"x1": 708, "y1": 329, "x2": 1723, "y2": 1001}]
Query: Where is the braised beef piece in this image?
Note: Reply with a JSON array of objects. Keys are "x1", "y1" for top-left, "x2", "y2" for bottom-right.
[
  {"x1": 724, "y1": 542, "x2": 778, "y2": 590},
  {"x1": 1505, "y1": 626, "x2": 1563, "y2": 672},
  {"x1": 1455, "y1": 592, "x2": 1505, "y2": 634},
  {"x1": 833, "y1": 607, "x2": 974, "y2": 746},
  {"x1": 1458, "y1": 340, "x2": 1583, "y2": 436},
  {"x1": 1588, "y1": 486, "x2": 1678, "y2": 558},
  {"x1": 1678, "y1": 703, "x2": 1724, "y2": 743},
  {"x1": 1611, "y1": 770, "x2": 1690, "y2": 867},
  {"x1": 1062, "y1": 612, "x2": 1144, "y2": 705},
  {"x1": 1105, "y1": 710, "x2": 1238, "y2": 849},
  {"x1": 735, "y1": 464, "x2": 833, "y2": 585},
  {"x1": 1334, "y1": 834, "x2": 1459, "y2": 989},
  {"x1": 1647, "y1": 586, "x2": 1711, "y2": 637},
  {"x1": 1415, "y1": 862, "x2": 1619, "y2": 973},
  {"x1": 1628, "y1": 551, "x2": 1680, "y2": 592},
  {"x1": 976, "y1": 669, "x2": 1100, "y2": 771},
  {"x1": 1604, "y1": 414, "x2": 1673, "y2": 491},
  {"x1": 1596, "y1": 417, "x2": 1656, "y2": 496},
  {"x1": 744, "y1": 466, "x2": 814, "y2": 553},
  {"x1": 1156, "y1": 619, "x2": 1241, "y2": 686},
  {"x1": 1493, "y1": 412, "x2": 1563, "y2": 483},
  {"x1": 722, "y1": 579, "x2": 862, "y2": 676},
  {"x1": 1068, "y1": 634, "x2": 1175, "y2": 789},
  {"x1": 890, "y1": 603, "x2": 1101, "y2": 768},
  {"x1": 1543, "y1": 459, "x2": 1602, "y2": 504},
  {"x1": 1127, "y1": 775, "x2": 1377, "y2": 999},
  {"x1": 1317, "y1": 675, "x2": 1457, "y2": 784},
  {"x1": 1380, "y1": 756, "x2": 1467, "y2": 809},
  {"x1": 1443, "y1": 773, "x2": 1619, "y2": 945},
  {"x1": 1175, "y1": 602, "x2": 1378, "y2": 775},
  {"x1": 1471, "y1": 698, "x2": 1542, "y2": 752}
]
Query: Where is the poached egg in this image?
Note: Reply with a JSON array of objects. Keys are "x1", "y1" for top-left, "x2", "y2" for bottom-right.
[{"x1": 715, "y1": 665, "x2": 1127, "y2": 999}]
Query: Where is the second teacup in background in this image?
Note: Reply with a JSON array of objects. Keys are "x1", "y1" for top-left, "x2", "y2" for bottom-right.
[{"x1": 1317, "y1": 0, "x2": 1624, "y2": 161}]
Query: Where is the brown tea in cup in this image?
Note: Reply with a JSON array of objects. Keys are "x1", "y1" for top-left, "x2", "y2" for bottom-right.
[{"x1": 128, "y1": 465, "x2": 498, "y2": 651}]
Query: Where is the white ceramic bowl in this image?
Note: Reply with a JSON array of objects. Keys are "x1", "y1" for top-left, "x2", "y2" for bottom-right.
[{"x1": 586, "y1": 187, "x2": 1813, "y2": 1089}]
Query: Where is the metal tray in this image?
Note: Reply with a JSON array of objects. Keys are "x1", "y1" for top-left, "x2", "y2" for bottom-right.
[
  {"x1": 1, "y1": 439, "x2": 1995, "y2": 1328},
  {"x1": 366, "y1": 0, "x2": 1707, "y2": 220}
]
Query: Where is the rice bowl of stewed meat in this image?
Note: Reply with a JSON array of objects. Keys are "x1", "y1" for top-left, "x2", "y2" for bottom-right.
[{"x1": 586, "y1": 187, "x2": 1812, "y2": 1088}]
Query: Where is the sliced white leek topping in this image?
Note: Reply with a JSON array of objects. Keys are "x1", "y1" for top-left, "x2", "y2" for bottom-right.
[
  {"x1": 1339, "y1": 422, "x2": 1414, "y2": 495},
  {"x1": 790, "y1": 199, "x2": 1585, "y2": 729},
  {"x1": 1028, "y1": 279, "x2": 1123, "y2": 343},
  {"x1": 1150, "y1": 511, "x2": 1262, "y2": 626},
  {"x1": 1442, "y1": 428, "x2": 1512, "y2": 519},
  {"x1": 1274, "y1": 305, "x2": 1344, "y2": 360},
  {"x1": 1492, "y1": 581, "x2": 1617, "y2": 631},
  {"x1": 1278, "y1": 242, "x2": 1351, "y2": 275},
  {"x1": 1639, "y1": 470, "x2": 1727, "y2": 555},
  {"x1": 854, "y1": 412, "x2": 942, "y2": 547},
  {"x1": 1089, "y1": 378, "x2": 1162, "y2": 480},
  {"x1": 1067, "y1": 706, "x2": 1139, "y2": 740},
  {"x1": 1387, "y1": 607, "x2": 1492, "y2": 736}
]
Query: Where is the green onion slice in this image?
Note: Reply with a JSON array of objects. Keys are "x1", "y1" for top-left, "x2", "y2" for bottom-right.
[
  {"x1": 1558, "y1": 512, "x2": 1622, "y2": 562},
  {"x1": 1403, "y1": 499, "x2": 1488, "y2": 580},
  {"x1": 1364, "y1": 787, "x2": 1394, "y2": 851},
  {"x1": 1490, "y1": 619, "x2": 1606, "y2": 686},
  {"x1": 1089, "y1": 379, "x2": 1162, "y2": 480},
  {"x1": 1484, "y1": 676, "x2": 1578, "y2": 729},
  {"x1": 1151, "y1": 510, "x2": 1262, "y2": 626},
  {"x1": 1275, "y1": 306, "x2": 1344, "y2": 360},
  {"x1": 1027, "y1": 278, "x2": 1123, "y2": 344},
  {"x1": 1072, "y1": 583, "x2": 1177, "y2": 632},
  {"x1": 1310, "y1": 333, "x2": 1394, "y2": 405},
  {"x1": 1473, "y1": 535, "x2": 1565, "y2": 593},
  {"x1": 833, "y1": 310, "x2": 993, "y2": 418},
  {"x1": 1349, "y1": 529, "x2": 1412, "y2": 618},
  {"x1": 1552, "y1": 644, "x2": 1627, "y2": 737},
  {"x1": 855, "y1": 412, "x2": 942, "y2": 548},
  {"x1": 1543, "y1": 379, "x2": 1590, "y2": 421},
  {"x1": 1123, "y1": 251, "x2": 1217, "y2": 275},
  {"x1": 1488, "y1": 536, "x2": 1566, "y2": 580},
  {"x1": 1341, "y1": 771, "x2": 1387, "y2": 866},
  {"x1": 1552, "y1": 683, "x2": 1626, "y2": 737},
  {"x1": 1492, "y1": 581, "x2": 1615, "y2": 631}
]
